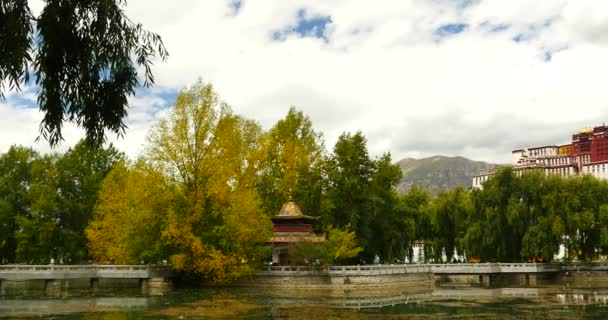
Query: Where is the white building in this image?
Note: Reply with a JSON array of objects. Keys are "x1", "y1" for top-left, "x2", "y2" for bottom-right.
[{"x1": 472, "y1": 126, "x2": 608, "y2": 188}]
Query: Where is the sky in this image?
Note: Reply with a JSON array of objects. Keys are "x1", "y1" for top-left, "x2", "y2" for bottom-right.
[{"x1": 2, "y1": 0, "x2": 608, "y2": 164}]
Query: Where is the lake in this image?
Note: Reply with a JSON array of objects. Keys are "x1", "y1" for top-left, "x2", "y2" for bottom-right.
[{"x1": 1, "y1": 280, "x2": 608, "y2": 319}]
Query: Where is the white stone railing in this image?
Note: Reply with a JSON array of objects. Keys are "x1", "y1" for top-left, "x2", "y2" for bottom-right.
[
  {"x1": 0, "y1": 265, "x2": 170, "y2": 280},
  {"x1": 259, "y1": 263, "x2": 566, "y2": 276},
  {"x1": 430, "y1": 263, "x2": 562, "y2": 274},
  {"x1": 260, "y1": 264, "x2": 431, "y2": 276},
  {"x1": 561, "y1": 262, "x2": 608, "y2": 271}
]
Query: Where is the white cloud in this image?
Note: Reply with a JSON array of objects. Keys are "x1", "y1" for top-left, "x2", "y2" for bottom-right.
[{"x1": 4, "y1": 0, "x2": 608, "y2": 163}]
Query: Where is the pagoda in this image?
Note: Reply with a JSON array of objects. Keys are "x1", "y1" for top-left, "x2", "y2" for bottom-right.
[{"x1": 268, "y1": 200, "x2": 325, "y2": 265}]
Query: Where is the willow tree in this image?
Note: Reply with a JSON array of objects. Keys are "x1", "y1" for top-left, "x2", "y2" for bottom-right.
[
  {"x1": 424, "y1": 187, "x2": 471, "y2": 262},
  {"x1": 145, "y1": 81, "x2": 271, "y2": 284},
  {"x1": 0, "y1": 0, "x2": 168, "y2": 145}
]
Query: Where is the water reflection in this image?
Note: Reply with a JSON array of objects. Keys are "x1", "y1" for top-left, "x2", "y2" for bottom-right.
[{"x1": 1, "y1": 284, "x2": 608, "y2": 319}]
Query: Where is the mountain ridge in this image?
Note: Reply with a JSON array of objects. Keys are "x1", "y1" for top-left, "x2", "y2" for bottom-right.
[{"x1": 395, "y1": 155, "x2": 498, "y2": 194}]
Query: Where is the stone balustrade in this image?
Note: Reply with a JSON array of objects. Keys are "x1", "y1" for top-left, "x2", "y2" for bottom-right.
[
  {"x1": 430, "y1": 263, "x2": 562, "y2": 274},
  {"x1": 0, "y1": 265, "x2": 170, "y2": 281},
  {"x1": 259, "y1": 263, "x2": 566, "y2": 276}
]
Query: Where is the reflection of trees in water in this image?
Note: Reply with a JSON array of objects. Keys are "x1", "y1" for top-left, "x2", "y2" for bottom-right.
[
  {"x1": 154, "y1": 293, "x2": 271, "y2": 319},
  {"x1": 0, "y1": 297, "x2": 149, "y2": 318},
  {"x1": 3, "y1": 286, "x2": 608, "y2": 319}
]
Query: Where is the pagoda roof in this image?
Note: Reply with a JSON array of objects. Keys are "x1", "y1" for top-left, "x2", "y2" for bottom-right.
[{"x1": 271, "y1": 200, "x2": 319, "y2": 221}]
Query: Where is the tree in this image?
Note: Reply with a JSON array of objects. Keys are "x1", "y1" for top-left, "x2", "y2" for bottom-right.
[
  {"x1": 396, "y1": 186, "x2": 430, "y2": 263},
  {"x1": 86, "y1": 160, "x2": 171, "y2": 264},
  {"x1": 521, "y1": 174, "x2": 564, "y2": 261},
  {"x1": 7, "y1": 141, "x2": 122, "y2": 264},
  {"x1": 256, "y1": 107, "x2": 325, "y2": 216},
  {"x1": 367, "y1": 154, "x2": 407, "y2": 263},
  {"x1": 145, "y1": 81, "x2": 271, "y2": 284},
  {"x1": 14, "y1": 154, "x2": 60, "y2": 263},
  {"x1": 0, "y1": 0, "x2": 168, "y2": 145},
  {"x1": 323, "y1": 131, "x2": 375, "y2": 262},
  {"x1": 462, "y1": 167, "x2": 526, "y2": 262},
  {"x1": 562, "y1": 175, "x2": 608, "y2": 261},
  {"x1": 289, "y1": 226, "x2": 362, "y2": 267},
  {"x1": 425, "y1": 187, "x2": 471, "y2": 262},
  {"x1": 322, "y1": 132, "x2": 405, "y2": 263},
  {"x1": 0, "y1": 146, "x2": 38, "y2": 263},
  {"x1": 55, "y1": 141, "x2": 123, "y2": 262}
]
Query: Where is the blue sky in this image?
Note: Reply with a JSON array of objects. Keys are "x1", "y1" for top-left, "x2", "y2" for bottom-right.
[
  {"x1": 272, "y1": 9, "x2": 332, "y2": 41},
  {"x1": 2, "y1": 0, "x2": 608, "y2": 163}
]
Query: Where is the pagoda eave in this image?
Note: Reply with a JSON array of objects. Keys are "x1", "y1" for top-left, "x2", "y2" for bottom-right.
[{"x1": 268, "y1": 234, "x2": 326, "y2": 244}]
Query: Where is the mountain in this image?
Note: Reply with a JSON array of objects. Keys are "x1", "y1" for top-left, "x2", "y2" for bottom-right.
[{"x1": 395, "y1": 155, "x2": 497, "y2": 195}]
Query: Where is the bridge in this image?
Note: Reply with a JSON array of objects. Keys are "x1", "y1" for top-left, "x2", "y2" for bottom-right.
[
  {"x1": 258, "y1": 264, "x2": 432, "y2": 276},
  {"x1": 0, "y1": 265, "x2": 171, "y2": 290},
  {"x1": 0, "y1": 263, "x2": 599, "y2": 290},
  {"x1": 259, "y1": 263, "x2": 562, "y2": 275},
  {"x1": 429, "y1": 263, "x2": 562, "y2": 274},
  {"x1": 258, "y1": 263, "x2": 565, "y2": 287}
]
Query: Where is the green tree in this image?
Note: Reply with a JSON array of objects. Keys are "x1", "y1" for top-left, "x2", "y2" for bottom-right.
[
  {"x1": 521, "y1": 174, "x2": 565, "y2": 261},
  {"x1": 463, "y1": 167, "x2": 526, "y2": 262},
  {"x1": 425, "y1": 186, "x2": 471, "y2": 262},
  {"x1": 367, "y1": 154, "x2": 406, "y2": 263},
  {"x1": 6, "y1": 141, "x2": 122, "y2": 264},
  {"x1": 0, "y1": 0, "x2": 168, "y2": 145},
  {"x1": 55, "y1": 141, "x2": 123, "y2": 263},
  {"x1": 256, "y1": 107, "x2": 325, "y2": 216},
  {"x1": 323, "y1": 131, "x2": 375, "y2": 262},
  {"x1": 399, "y1": 186, "x2": 430, "y2": 263},
  {"x1": 562, "y1": 175, "x2": 608, "y2": 261},
  {"x1": 289, "y1": 226, "x2": 362, "y2": 267},
  {"x1": 0, "y1": 146, "x2": 38, "y2": 263},
  {"x1": 14, "y1": 154, "x2": 60, "y2": 263}
]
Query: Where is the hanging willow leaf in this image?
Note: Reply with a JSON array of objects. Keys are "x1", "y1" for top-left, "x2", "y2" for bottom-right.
[{"x1": 0, "y1": 0, "x2": 168, "y2": 146}]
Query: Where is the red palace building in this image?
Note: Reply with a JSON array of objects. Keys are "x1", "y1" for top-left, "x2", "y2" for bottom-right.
[
  {"x1": 473, "y1": 125, "x2": 608, "y2": 189},
  {"x1": 267, "y1": 200, "x2": 325, "y2": 265}
]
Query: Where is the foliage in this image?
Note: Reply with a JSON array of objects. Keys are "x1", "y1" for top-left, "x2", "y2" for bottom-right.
[
  {"x1": 322, "y1": 131, "x2": 375, "y2": 262},
  {"x1": 403, "y1": 186, "x2": 432, "y2": 262},
  {"x1": 7, "y1": 77, "x2": 608, "y2": 272},
  {"x1": 456, "y1": 167, "x2": 608, "y2": 262},
  {"x1": 424, "y1": 187, "x2": 471, "y2": 262},
  {"x1": 0, "y1": 142, "x2": 121, "y2": 264},
  {"x1": 86, "y1": 161, "x2": 170, "y2": 264},
  {"x1": 323, "y1": 226, "x2": 363, "y2": 264},
  {"x1": 289, "y1": 226, "x2": 362, "y2": 267},
  {"x1": 55, "y1": 141, "x2": 123, "y2": 262},
  {"x1": 256, "y1": 107, "x2": 325, "y2": 216},
  {"x1": 366, "y1": 154, "x2": 408, "y2": 263},
  {"x1": 0, "y1": 146, "x2": 38, "y2": 263},
  {"x1": 144, "y1": 81, "x2": 272, "y2": 284},
  {"x1": 0, "y1": 0, "x2": 168, "y2": 146},
  {"x1": 322, "y1": 132, "x2": 406, "y2": 263},
  {"x1": 14, "y1": 153, "x2": 60, "y2": 263}
]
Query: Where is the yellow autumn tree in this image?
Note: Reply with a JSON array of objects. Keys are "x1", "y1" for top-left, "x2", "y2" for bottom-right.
[
  {"x1": 86, "y1": 161, "x2": 173, "y2": 264},
  {"x1": 146, "y1": 81, "x2": 271, "y2": 284},
  {"x1": 256, "y1": 107, "x2": 325, "y2": 216}
]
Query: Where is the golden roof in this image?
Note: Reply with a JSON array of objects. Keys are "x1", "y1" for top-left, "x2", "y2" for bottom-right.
[
  {"x1": 273, "y1": 200, "x2": 319, "y2": 220},
  {"x1": 278, "y1": 201, "x2": 303, "y2": 217}
]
